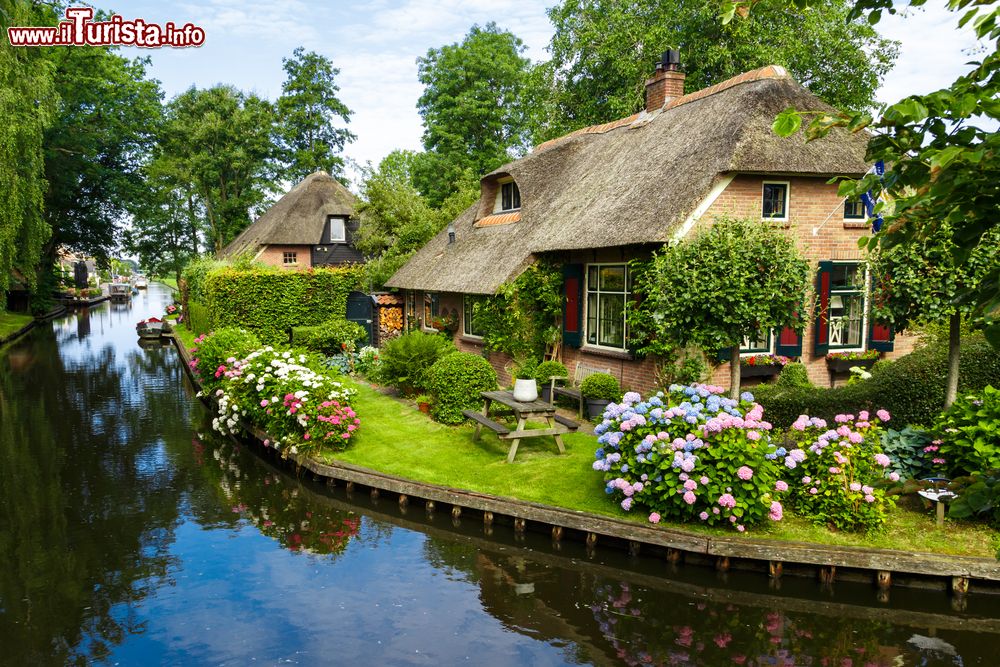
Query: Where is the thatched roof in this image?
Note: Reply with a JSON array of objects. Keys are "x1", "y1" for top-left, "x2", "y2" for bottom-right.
[
  {"x1": 219, "y1": 171, "x2": 356, "y2": 258},
  {"x1": 386, "y1": 66, "x2": 870, "y2": 295}
]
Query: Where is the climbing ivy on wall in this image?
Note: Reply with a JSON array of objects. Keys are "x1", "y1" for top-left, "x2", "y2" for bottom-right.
[
  {"x1": 202, "y1": 266, "x2": 363, "y2": 344},
  {"x1": 476, "y1": 261, "x2": 564, "y2": 361}
]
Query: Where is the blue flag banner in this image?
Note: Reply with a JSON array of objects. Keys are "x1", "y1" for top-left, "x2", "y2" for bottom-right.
[
  {"x1": 860, "y1": 191, "x2": 876, "y2": 218},
  {"x1": 874, "y1": 160, "x2": 885, "y2": 177},
  {"x1": 872, "y1": 214, "x2": 884, "y2": 233}
]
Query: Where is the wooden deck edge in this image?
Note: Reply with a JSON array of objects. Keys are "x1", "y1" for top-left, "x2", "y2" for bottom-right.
[{"x1": 169, "y1": 333, "x2": 1000, "y2": 586}]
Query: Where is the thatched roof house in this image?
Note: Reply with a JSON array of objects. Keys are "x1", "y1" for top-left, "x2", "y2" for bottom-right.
[
  {"x1": 387, "y1": 66, "x2": 867, "y2": 295},
  {"x1": 220, "y1": 171, "x2": 362, "y2": 269},
  {"x1": 385, "y1": 61, "x2": 900, "y2": 394}
]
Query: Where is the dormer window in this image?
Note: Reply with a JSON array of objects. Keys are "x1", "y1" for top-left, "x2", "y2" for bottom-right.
[
  {"x1": 495, "y1": 179, "x2": 520, "y2": 213},
  {"x1": 324, "y1": 216, "x2": 346, "y2": 243}
]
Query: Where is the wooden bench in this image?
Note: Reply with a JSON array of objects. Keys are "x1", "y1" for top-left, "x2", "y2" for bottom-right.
[
  {"x1": 552, "y1": 414, "x2": 579, "y2": 431},
  {"x1": 551, "y1": 361, "x2": 612, "y2": 416},
  {"x1": 462, "y1": 410, "x2": 510, "y2": 436}
]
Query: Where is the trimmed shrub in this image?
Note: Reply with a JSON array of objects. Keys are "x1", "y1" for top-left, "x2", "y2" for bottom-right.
[
  {"x1": 292, "y1": 319, "x2": 367, "y2": 356},
  {"x1": 426, "y1": 352, "x2": 498, "y2": 424},
  {"x1": 580, "y1": 373, "x2": 621, "y2": 402},
  {"x1": 203, "y1": 265, "x2": 363, "y2": 344},
  {"x1": 934, "y1": 385, "x2": 1000, "y2": 475},
  {"x1": 754, "y1": 334, "x2": 1000, "y2": 427},
  {"x1": 379, "y1": 331, "x2": 456, "y2": 393},
  {"x1": 775, "y1": 362, "x2": 811, "y2": 388},
  {"x1": 593, "y1": 384, "x2": 786, "y2": 531},
  {"x1": 186, "y1": 299, "x2": 212, "y2": 335},
  {"x1": 181, "y1": 256, "x2": 225, "y2": 303},
  {"x1": 188, "y1": 328, "x2": 261, "y2": 389},
  {"x1": 534, "y1": 360, "x2": 568, "y2": 384}
]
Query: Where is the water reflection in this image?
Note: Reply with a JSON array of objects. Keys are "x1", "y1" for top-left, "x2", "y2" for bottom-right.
[{"x1": 1, "y1": 285, "x2": 997, "y2": 665}]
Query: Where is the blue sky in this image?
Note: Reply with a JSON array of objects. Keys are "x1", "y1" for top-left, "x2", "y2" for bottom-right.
[{"x1": 94, "y1": 1, "x2": 984, "y2": 187}]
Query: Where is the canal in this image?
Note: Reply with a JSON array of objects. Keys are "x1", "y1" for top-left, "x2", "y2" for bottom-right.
[{"x1": 1, "y1": 284, "x2": 997, "y2": 665}]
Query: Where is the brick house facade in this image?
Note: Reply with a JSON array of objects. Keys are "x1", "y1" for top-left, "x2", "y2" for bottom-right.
[{"x1": 387, "y1": 61, "x2": 911, "y2": 394}]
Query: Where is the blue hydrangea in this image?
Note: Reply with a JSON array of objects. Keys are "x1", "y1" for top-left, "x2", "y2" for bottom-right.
[
  {"x1": 740, "y1": 391, "x2": 755, "y2": 402},
  {"x1": 595, "y1": 448, "x2": 605, "y2": 459}
]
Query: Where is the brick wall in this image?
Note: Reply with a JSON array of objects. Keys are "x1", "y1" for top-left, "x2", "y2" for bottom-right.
[{"x1": 257, "y1": 244, "x2": 313, "y2": 270}]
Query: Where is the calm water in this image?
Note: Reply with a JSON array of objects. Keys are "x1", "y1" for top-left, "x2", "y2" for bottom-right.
[{"x1": 1, "y1": 285, "x2": 998, "y2": 666}]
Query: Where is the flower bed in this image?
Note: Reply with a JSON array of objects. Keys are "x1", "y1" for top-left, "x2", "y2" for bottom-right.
[
  {"x1": 190, "y1": 331, "x2": 360, "y2": 458},
  {"x1": 593, "y1": 384, "x2": 787, "y2": 532},
  {"x1": 741, "y1": 353, "x2": 791, "y2": 377},
  {"x1": 826, "y1": 350, "x2": 880, "y2": 373}
]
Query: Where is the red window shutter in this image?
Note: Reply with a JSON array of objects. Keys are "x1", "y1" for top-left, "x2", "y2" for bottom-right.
[
  {"x1": 868, "y1": 270, "x2": 895, "y2": 352},
  {"x1": 775, "y1": 326, "x2": 802, "y2": 357},
  {"x1": 813, "y1": 261, "x2": 833, "y2": 355},
  {"x1": 562, "y1": 264, "x2": 583, "y2": 347}
]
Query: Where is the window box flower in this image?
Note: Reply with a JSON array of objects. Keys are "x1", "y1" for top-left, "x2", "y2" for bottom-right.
[
  {"x1": 826, "y1": 350, "x2": 880, "y2": 373},
  {"x1": 740, "y1": 353, "x2": 790, "y2": 378}
]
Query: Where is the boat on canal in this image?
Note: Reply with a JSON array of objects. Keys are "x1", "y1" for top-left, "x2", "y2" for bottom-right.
[
  {"x1": 136, "y1": 317, "x2": 167, "y2": 339},
  {"x1": 109, "y1": 282, "x2": 132, "y2": 302}
]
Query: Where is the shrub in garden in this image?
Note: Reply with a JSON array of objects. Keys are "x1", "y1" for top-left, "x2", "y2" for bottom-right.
[
  {"x1": 775, "y1": 362, "x2": 811, "y2": 388},
  {"x1": 208, "y1": 346, "x2": 359, "y2": 456},
  {"x1": 292, "y1": 319, "x2": 367, "y2": 356},
  {"x1": 580, "y1": 373, "x2": 621, "y2": 402},
  {"x1": 933, "y1": 385, "x2": 1000, "y2": 475},
  {"x1": 593, "y1": 384, "x2": 787, "y2": 532},
  {"x1": 534, "y1": 360, "x2": 568, "y2": 385},
  {"x1": 782, "y1": 411, "x2": 896, "y2": 533},
  {"x1": 425, "y1": 352, "x2": 498, "y2": 424},
  {"x1": 880, "y1": 426, "x2": 937, "y2": 481},
  {"x1": 354, "y1": 346, "x2": 382, "y2": 379},
  {"x1": 189, "y1": 328, "x2": 261, "y2": 388},
  {"x1": 948, "y1": 470, "x2": 1000, "y2": 528},
  {"x1": 379, "y1": 331, "x2": 455, "y2": 393}
]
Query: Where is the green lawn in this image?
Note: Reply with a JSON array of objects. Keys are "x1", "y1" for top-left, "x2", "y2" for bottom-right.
[
  {"x1": 157, "y1": 277, "x2": 179, "y2": 290},
  {"x1": 172, "y1": 326, "x2": 998, "y2": 560},
  {"x1": 0, "y1": 311, "x2": 33, "y2": 340}
]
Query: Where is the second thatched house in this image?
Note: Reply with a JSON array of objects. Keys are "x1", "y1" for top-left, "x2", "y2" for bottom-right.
[
  {"x1": 386, "y1": 58, "x2": 914, "y2": 392},
  {"x1": 220, "y1": 171, "x2": 363, "y2": 269}
]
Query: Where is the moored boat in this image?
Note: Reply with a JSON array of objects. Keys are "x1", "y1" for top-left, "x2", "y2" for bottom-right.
[{"x1": 136, "y1": 317, "x2": 165, "y2": 339}]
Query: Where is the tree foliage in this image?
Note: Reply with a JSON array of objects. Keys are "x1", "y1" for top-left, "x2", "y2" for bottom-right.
[
  {"x1": 0, "y1": 0, "x2": 56, "y2": 293},
  {"x1": 475, "y1": 262, "x2": 565, "y2": 363},
  {"x1": 277, "y1": 47, "x2": 355, "y2": 182},
  {"x1": 645, "y1": 218, "x2": 811, "y2": 396},
  {"x1": 415, "y1": 22, "x2": 532, "y2": 205},
  {"x1": 761, "y1": 0, "x2": 1000, "y2": 348},
  {"x1": 159, "y1": 85, "x2": 279, "y2": 253},
  {"x1": 535, "y1": 0, "x2": 898, "y2": 142},
  {"x1": 123, "y1": 176, "x2": 199, "y2": 284}
]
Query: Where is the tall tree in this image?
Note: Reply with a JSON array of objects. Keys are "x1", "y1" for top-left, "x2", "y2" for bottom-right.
[
  {"x1": 124, "y1": 177, "x2": 198, "y2": 285},
  {"x1": 415, "y1": 23, "x2": 532, "y2": 205},
  {"x1": 761, "y1": 0, "x2": 1000, "y2": 349},
  {"x1": 643, "y1": 217, "x2": 811, "y2": 398},
  {"x1": 536, "y1": 0, "x2": 898, "y2": 141},
  {"x1": 159, "y1": 86, "x2": 279, "y2": 253},
  {"x1": 0, "y1": 0, "x2": 56, "y2": 294},
  {"x1": 42, "y1": 43, "x2": 163, "y2": 263},
  {"x1": 277, "y1": 47, "x2": 356, "y2": 182}
]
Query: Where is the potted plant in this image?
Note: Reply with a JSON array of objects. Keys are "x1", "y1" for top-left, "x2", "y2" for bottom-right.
[
  {"x1": 580, "y1": 373, "x2": 620, "y2": 419},
  {"x1": 741, "y1": 353, "x2": 791, "y2": 378},
  {"x1": 511, "y1": 358, "x2": 539, "y2": 402},
  {"x1": 534, "y1": 360, "x2": 569, "y2": 403},
  {"x1": 415, "y1": 394, "x2": 433, "y2": 414},
  {"x1": 826, "y1": 350, "x2": 880, "y2": 373}
]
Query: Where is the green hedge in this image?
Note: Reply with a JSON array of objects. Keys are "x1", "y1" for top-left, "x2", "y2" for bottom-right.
[
  {"x1": 754, "y1": 334, "x2": 1000, "y2": 427},
  {"x1": 426, "y1": 352, "x2": 498, "y2": 424},
  {"x1": 203, "y1": 266, "x2": 363, "y2": 344},
  {"x1": 292, "y1": 319, "x2": 368, "y2": 356},
  {"x1": 186, "y1": 299, "x2": 212, "y2": 335}
]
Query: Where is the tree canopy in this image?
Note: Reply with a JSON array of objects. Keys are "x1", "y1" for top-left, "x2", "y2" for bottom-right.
[
  {"x1": 534, "y1": 0, "x2": 898, "y2": 142},
  {"x1": 277, "y1": 47, "x2": 355, "y2": 183},
  {"x1": 415, "y1": 22, "x2": 532, "y2": 205}
]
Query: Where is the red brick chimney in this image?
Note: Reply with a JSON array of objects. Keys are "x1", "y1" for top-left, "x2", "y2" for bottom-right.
[{"x1": 645, "y1": 50, "x2": 684, "y2": 112}]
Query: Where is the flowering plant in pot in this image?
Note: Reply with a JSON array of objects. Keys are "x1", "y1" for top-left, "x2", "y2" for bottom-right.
[
  {"x1": 826, "y1": 349, "x2": 880, "y2": 372},
  {"x1": 415, "y1": 394, "x2": 433, "y2": 414}
]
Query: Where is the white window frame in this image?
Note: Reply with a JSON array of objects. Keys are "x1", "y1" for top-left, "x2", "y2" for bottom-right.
[
  {"x1": 282, "y1": 251, "x2": 297, "y2": 265},
  {"x1": 493, "y1": 178, "x2": 521, "y2": 213},
  {"x1": 462, "y1": 294, "x2": 486, "y2": 338},
  {"x1": 422, "y1": 292, "x2": 440, "y2": 332},
  {"x1": 583, "y1": 262, "x2": 629, "y2": 351},
  {"x1": 843, "y1": 198, "x2": 866, "y2": 221},
  {"x1": 739, "y1": 331, "x2": 775, "y2": 357},
  {"x1": 325, "y1": 215, "x2": 347, "y2": 243},
  {"x1": 827, "y1": 261, "x2": 869, "y2": 353},
  {"x1": 761, "y1": 181, "x2": 790, "y2": 221}
]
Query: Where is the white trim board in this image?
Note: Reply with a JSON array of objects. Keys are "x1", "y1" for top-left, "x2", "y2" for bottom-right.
[{"x1": 671, "y1": 174, "x2": 736, "y2": 242}]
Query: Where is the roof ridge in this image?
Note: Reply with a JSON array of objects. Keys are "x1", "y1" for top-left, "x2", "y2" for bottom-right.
[{"x1": 532, "y1": 65, "x2": 789, "y2": 153}]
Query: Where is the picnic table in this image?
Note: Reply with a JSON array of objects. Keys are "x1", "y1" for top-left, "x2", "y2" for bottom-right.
[{"x1": 463, "y1": 390, "x2": 579, "y2": 463}]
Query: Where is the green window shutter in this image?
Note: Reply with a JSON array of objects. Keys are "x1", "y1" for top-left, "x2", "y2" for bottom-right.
[
  {"x1": 867, "y1": 271, "x2": 895, "y2": 352},
  {"x1": 813, "y1": 261, "x2": 833, "y2": 355},
  {"x1": 717, "y1": 346, "x2": 733, "y2": 362},
  {"x1": 562, "y1": 264, "x2": 583, "y2": 348},
  {"x1": 775, "y1": 326, "x2": 803, "y2": 357}
]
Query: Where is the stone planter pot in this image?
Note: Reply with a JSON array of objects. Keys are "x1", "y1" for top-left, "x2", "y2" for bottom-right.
[
  {"x1": 540, "y1": 385, "x2": 553, "y2": 403},
  {"x1": 512, "y1": 378, "x2": 538, "y2": 402},
  {"x1": 417, "y1": 402, "x2": 430, "y2": 415},
  {"x1": 585, "y1": 398, "x2": 611, "y2": 420},
  {"x1": 827, "y1": 357, "x2": 878, "y2": 373},
  {"x1": 741, "y1": 362, "x2": 784, "y2": 378}
]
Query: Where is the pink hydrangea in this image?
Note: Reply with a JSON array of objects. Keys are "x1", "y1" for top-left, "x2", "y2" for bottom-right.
[
  {"x1": 717, "y1": 493, "x2": 736, "y2": 509},
  {"x1": 775, "y1": 480, "x2": 788, "y2": 492},
  {"x1": 699, "y1": 511, "x2": 709, "y2": 520},
  {"x1": 683, "y1": 491, "x2": 697, "y2": 505},
  {"x1": 876, "y1": 409, "x2": 891, "y2": 422},
  {"x1": 737, "y1": 466, "x2": 754, "y2": 481},
  {"x1": 648, "y1": 512, "x2": 661, "y2": 524},
  {"x1": 888, "y1": 472, "x2": 900, "y2": 482},
  {"x1": 768, "y1": 501, "x2": 783, "y2": 521},
  {"x1": 874, "y1": 453, "x2": 890, "y2": 467},
  {"x1": 684, "y1": 479, "x2": 698, "y2": 491}
]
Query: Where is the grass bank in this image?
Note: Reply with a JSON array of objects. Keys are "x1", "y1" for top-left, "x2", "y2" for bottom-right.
[
  {"x1": 157, "y1": 277, "x2": 179, "y2": 291},
  {"x1": 173, "y1": 326, "x2": 998, "y2": 559},
  {"x1": 0, "y1": 311, "x2": 33, "y2": 341}
]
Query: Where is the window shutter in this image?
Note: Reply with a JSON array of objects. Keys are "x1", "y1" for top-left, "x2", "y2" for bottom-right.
[
  {"x1": 775, "y1": 326, "x2": 802, "y2": 357},
  {"x1": 867, "y1": 271, "x2": 895, "y2": 352},
  {"x1": 562, "y1": 264, "x2": 583, "y2": 348},
  {"x1": 717, "y1": 346, "x2": 733, "y2": 363},
  {"x1": 813, "y1": 261, "x2": 833, "y2": 355}
]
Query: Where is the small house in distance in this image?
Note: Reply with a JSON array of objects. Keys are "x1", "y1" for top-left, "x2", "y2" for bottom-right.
[
  {"x1": 387, "y1": 57, "x2": 916, "y2": 393},
  {"x1": 219, "y1": 171, "x2": 363, "y2": 269}
]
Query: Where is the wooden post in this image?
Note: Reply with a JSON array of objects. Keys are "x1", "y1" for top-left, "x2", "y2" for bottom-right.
[
  {"x1": 666, "y1": 548, "x2": 682, "y2": 564},
  {"x1": 876, "y1": 570, "x2": 891, "y2": 590},
  {"x1": 936, "y1": 501, "x2": 946, "y2": 527},
  {"x1": 769, "y1": 561, "x2": 783, "y2": 580},
  {"x1": 514, "y1": 517, "x2": 526, "y2": 533},
  {"x1": 425, "y1": 500, "x2": 435, "y2": 517},
  {"x1": 398, "y1": 494, "x2": 408, "y2": 508},
  {"x1": 345, "y1": 481, "x2": 355, "y2": 493},
  {"x1": 628, "y1": 541, "x2": 641, "y2": 557},
  {"x1": 483, "y1": 511, "x2": 493, "y2": 526},
  {"x1": 951, "y1": 576, "x2": 969, "y2": 596},
  {"x1": 586, "y1": 532, "x2": 598, "y2": 547},
  {"x1": 819, "y1": 566, "x2": 836, "y2": 585},
  {"x1": 370, "y1": 488, "x2": 380, "y2": 501},
  {"x1": 326, "y1": 478, "x2": 336, "y2": 487},
  {"x1": 716, "y1": 557, "x2": 730, "y2": 572},
  {"x1": 551, "y1": 525, "x2": 564, "y2": 542}
]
